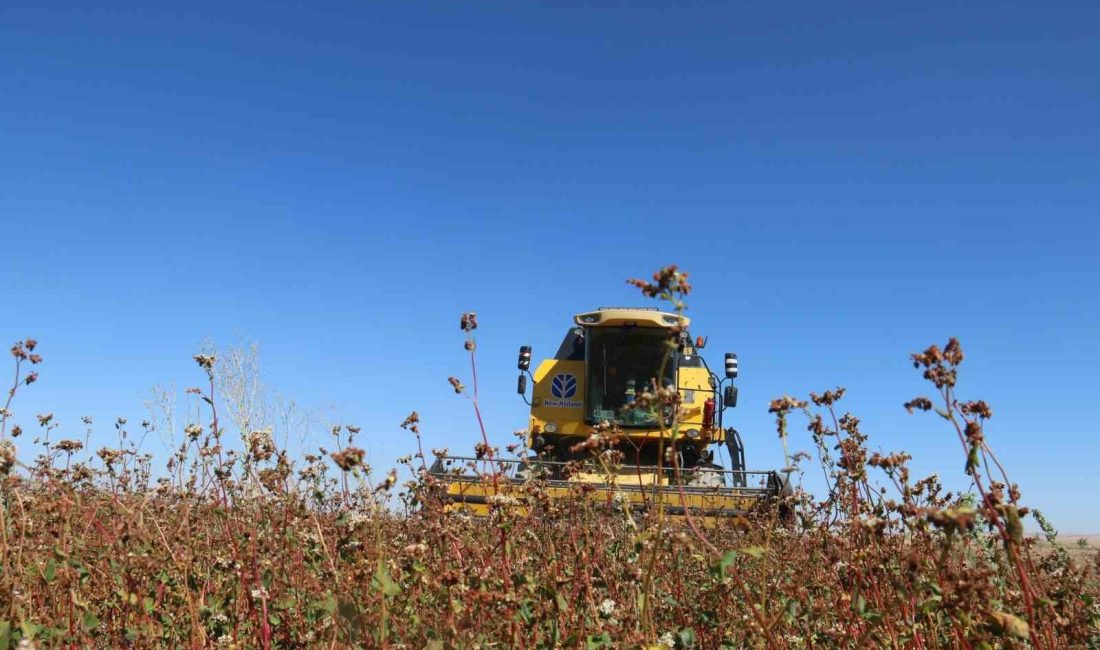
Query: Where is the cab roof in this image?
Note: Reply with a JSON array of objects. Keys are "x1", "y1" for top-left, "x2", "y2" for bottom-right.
[{"x1": 574, "y1": 307, "x2": 689, "y2": 328}]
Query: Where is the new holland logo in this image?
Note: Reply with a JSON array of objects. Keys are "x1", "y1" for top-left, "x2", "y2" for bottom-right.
[
  {"x1": 543, "y1": 373, "x2": 581, "y2": 408},
  {"x1": 550, "y1": 373, "x2": 577, "y2": 398}
]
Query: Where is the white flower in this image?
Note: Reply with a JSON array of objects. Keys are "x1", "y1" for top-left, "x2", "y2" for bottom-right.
[
  {"x1": 345, "y1": 510, "x2": 371, "y2": 530},
  {"x1": 599, "y1": 598, "x2": 616, "y2": 617},
  {"x1": 657, "y1": 631, "x2": 676, "y2": 648}
]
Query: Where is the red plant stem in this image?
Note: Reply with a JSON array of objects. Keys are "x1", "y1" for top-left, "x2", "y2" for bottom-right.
[
  {"x1": 1, "y1": 356, "x2": 22, "y2": 439},
  {"x1": 940, "y1": 385, "x2": 1043, "y2": 648},
  {"x1": 466, "y1": 341, "x2": 514, "y2": 585}
]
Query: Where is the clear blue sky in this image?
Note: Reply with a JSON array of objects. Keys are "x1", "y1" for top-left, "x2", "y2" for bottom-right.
[{"x1": 2, "y1": 2, "x2": 1097, "y2": 529}]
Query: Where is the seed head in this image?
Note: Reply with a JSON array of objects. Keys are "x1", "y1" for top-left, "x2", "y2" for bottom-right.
[
  {"x1": 903, "y1": 397, "x2": 933, "y2": 413},
  {"x1": 97, "y1": 447, "x2": 123, "y2": 465},
  {"x1": 56, "y1": 439, "x2": 83, "y2": 453},
  {"x1": 627, "y1": 265, "x2": 692, "y2": 299},
  {"x1": 0, "y1": 441, "x2": 16, "y2": 475},
  {"x1": 330, "y1": 447, "x2": 365, "y2": 471},
  {"x1": 400, "y1": 411, "x2": 420, "y2": 434},
  {"x1": 960, "y1": 400, "x2": 993, "y2": 419},
  {"x1": 964, "y1": 421, "x2": 983, "y2": 445},
  {"x1": 247, "y1": 428, "x2": 276, "y2": 461},
  {"x1": 809, "y1": 387, "x2": 846, "y2": 407},
  {"x1": 374, "y1": 468, "x2": 397, "y2": 493},
  {"x1": 768, "y1": 396, "x2": 806, "y2": 414}
]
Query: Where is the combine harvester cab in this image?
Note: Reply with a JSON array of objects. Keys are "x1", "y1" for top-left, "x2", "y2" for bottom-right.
[{"x1": 429, "y1": 308, "x2": 789, "y2": 519}]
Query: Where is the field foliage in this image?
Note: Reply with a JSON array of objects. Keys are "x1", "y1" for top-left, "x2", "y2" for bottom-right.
[{"x1": 0, "y1": 267, "x2": 1097, "y2": 649}]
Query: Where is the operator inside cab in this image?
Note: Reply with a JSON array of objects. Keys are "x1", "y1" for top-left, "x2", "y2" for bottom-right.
[{"x1": 586, "y1": 325, "x2": 672, "y2": 427}]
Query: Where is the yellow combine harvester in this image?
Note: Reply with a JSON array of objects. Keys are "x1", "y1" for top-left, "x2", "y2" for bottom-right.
[{"x1": 430, "y1": 307, "x2": 787, "y2": 518}]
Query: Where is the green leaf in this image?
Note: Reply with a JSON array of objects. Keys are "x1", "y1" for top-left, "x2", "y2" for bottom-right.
[
  {"x1": 676, "y1": 627, "x2": 697, "y2": 648},
  {"x1": 918, "y1": 594, "x2": 942, "y2": 614},
  {"x1": 20, "y1": 621, "x2": 41, "y2": 640},
  {"x1": 853, "y1": 594, "x2": 866, "y2": 614},
  {"x1": 44, "y1": 559, "x2": 57, "y2": 583},
  {"x1": 712, "y1": 550, "x2": 737, "y2": 580},
  {"x1": 0, "y1": 621, "x2": 10, "y2": 648},
  {"x1": 69, "y1": 559, "x2": 90, "y2": 581},
  {"x1": 742, "y1": 546, "x2": 766, "y2": 559},
  {"x1": 1003, "y1": 505, "x2": 1024, "y2": 544},
  {"x1": 372, "y1": 565, "x2": 401, "y2": 597},
  {"x1": 82, "y1": 611, "x2": 100, "y2": 630},
  {"x1": 318, "y1": 593, "x2": 337, "y2": 615},
  {"x1": 143, "y1": 596, "x2": 155, "y2": 615},
  {"x1": 515, "y1": 599, "x2": 535, "y2": 625},
  {"x1": 965, "y1": 445, "x2": 980, "y2": 474}
]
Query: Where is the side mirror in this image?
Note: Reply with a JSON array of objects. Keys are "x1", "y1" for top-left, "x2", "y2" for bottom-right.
[
  {"x1": 723, "y1": 385, "x2": 738, "y2": 408},
  {"x1": 518, "y1": 345, "x2": 531, "y2": 371},
  {"x1": 517, "y1": 374, "x2": 527, "y2": 395},
  {"x1": 724, "y1": 352, "x2": 738, "y2": 379}
]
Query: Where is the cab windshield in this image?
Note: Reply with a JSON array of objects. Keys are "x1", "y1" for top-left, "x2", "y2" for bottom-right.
[{"x1": 585, "y1": 326, "x2": 675, "y2": 427}]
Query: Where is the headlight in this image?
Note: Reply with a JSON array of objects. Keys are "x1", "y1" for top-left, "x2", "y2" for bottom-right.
[{"x1": 684, "y1": 428, "x2": 701, "y2": 439}]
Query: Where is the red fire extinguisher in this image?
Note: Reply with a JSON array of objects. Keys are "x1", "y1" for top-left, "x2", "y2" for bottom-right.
[{"x1": 703, "y1": 397, "x2": 715, "y2": 431}]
